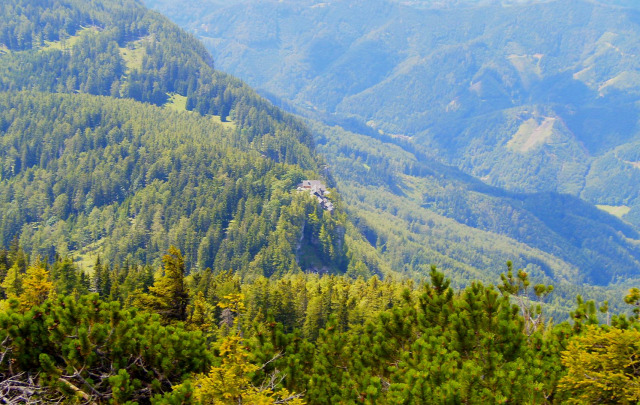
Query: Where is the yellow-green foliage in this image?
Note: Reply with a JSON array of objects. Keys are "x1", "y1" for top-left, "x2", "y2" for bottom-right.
[
  {"x1": 18, "y1": 265, "x2": 54, "y2": 311},
  {"x1": 559, "y1": 325, "x2": 640, "y2": 403},
  {"x1": 188, "y1": 335, "x2": 304, "y2": 404},
  {"x1": 3, "y1": 245, "x2": 640, "y2": 404},
  {"x1": 183, "y1": 294, "x2": 305, "y2": 404}
]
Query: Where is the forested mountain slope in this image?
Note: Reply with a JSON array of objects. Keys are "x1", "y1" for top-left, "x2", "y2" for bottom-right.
[
  {"x1": 0, "y1": 0, "x2": 388, "y2": 277},
  {"x1": 147, "y1": 0, "x2": 640, "y2": 288},
  {"x1": 0, "y1": 0, "x2": 636, "y2": 292},
  {"x1": 148, "y1": 0, "x2": 640, "y2": 221},
  {"x1": 3, "y1": 1, "x2": 640, "y2": 403},
  {"x1": 311, "y1": 119, "x2": 640, "y2": 287}
]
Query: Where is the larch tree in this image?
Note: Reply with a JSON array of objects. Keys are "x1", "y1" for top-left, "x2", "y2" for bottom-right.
[
  {"x1": 559, "y1": 325, "x2": 640, "y2": 404},
  {"x1": 18, "y1": 265, "x2": 54, "y2": 310},
  {"x1": 135, "y1": 246, "x2": 190, "y2": 322}
]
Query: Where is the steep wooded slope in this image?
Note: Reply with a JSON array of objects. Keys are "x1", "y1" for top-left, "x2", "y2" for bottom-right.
[
  {"x1": 150, "y1": 0, "x2": 640, "y2": 214},
  {"x1": 147, "y1": 0, "x2": 640, "y2": 287},
  {"x1": 0, "y1": 0, "x2": 388, "y2": 277},
  {"x1": 312, "y1": 120, "x2": 640, "y2": 287}
]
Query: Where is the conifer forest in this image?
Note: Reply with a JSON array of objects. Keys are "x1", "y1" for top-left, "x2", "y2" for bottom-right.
[{"x1": 1, "y1": 0, "x2": 640, "y2": 403}]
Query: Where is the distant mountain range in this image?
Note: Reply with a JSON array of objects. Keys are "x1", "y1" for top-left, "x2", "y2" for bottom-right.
[
  {"x1": 150, "y1": 0, "x2": 640, "y2": 210},
  {"x1": 146, "y1": 0, "x2": 640, "y2": 292},
  {"x1": 1, "y1": 0, "x2": 638, "y2": 311}
]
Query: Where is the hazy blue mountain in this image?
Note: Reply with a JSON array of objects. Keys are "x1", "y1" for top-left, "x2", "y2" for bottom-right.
[
  {"x1": 310, "y1": 118, "x2": 640, "y2": 287},
  {"x1": 144, "y1": 0, "x2": 640, "y2": 290},
  {"x1": 147, "y1": 0, "x2": 640, "y2": 223}
]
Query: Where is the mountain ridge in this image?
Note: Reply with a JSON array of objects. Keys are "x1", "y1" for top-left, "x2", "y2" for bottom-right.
[
  {"x1": 0, "y1": 0, "x2": 392, "y2": 279},
  {"x1": 152, "y1": 0, "x2": 640, "y2": 202},
  {"x1": 144, "y1": 0, "x2": 640, "y2": 289}
]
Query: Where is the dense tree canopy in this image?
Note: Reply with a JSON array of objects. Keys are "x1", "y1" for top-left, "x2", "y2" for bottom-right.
[
  {"x1": 1, "y1": 0, "x2": 640, "y2": 403},
  {"x1": 0, "y1": 246, "x2": 638, "y2": 403},
  {"x1": 0, "y1": 91, "x2": 359, "y2": 278}
]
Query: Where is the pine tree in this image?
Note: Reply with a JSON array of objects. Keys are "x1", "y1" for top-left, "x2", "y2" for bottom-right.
[
  {"x1": 182, "y1": 295, "x2": 304, "y2": 404},
  {"x1": 50, "y1": 256, "x2": 78, "y2": 296},
  {"x1": 190, "y1": 291, "x2": 214, "y2": 332},
  {"x1": 308, "y1": 316, "x2": 359, "y2": 404},
  {"x1": 0, "y1": 294, "x2": 211, "y2": 402},
  {"x1": 624, "y1": 287, "x2": 640, "y2": 321},
  {"x1": 91, "y1": 256, "x2": 111, "y2": 297}
]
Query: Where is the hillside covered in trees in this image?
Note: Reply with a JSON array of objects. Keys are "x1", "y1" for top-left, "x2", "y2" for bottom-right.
[
  {"x1": 2, "y1": 246, "x2": 640, "y2": 403},
  {"x1": 0, "y1": 0, "x2": 389, "y2": 278},
  {"x1": 150, "y1": 0, "x2": 640, "y2": 216},
  {"x1": 2, "y1": 0, "x2": 640, "y2": 403},
  {"x1": 147, "y1": 0, "x2": 640, "y2": 295}
]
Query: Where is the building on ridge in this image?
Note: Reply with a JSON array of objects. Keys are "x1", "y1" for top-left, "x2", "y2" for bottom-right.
[{"x1": 297, "y1": 180, "x2": 333, "y2": 212}]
